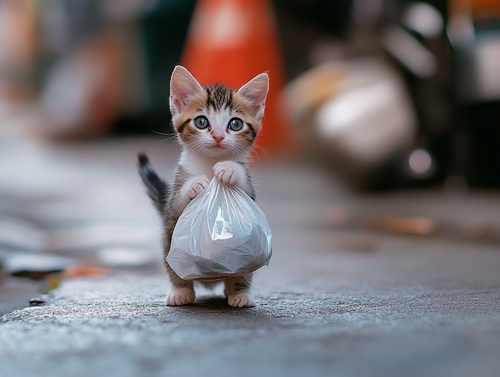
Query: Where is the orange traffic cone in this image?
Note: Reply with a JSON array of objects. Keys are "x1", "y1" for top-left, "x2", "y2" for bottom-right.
[{"x1": 181, "y1": 0, "x2": 294, "y2": 156}]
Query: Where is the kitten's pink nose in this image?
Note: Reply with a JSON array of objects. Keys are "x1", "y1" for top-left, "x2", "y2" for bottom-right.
[{"x1": 212, "y1": 134, "x2": 225, "y2": 143}]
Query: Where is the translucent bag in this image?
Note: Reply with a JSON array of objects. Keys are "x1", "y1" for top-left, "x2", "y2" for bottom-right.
[{"x1": 167, "y1": 178, "x2": 272, "y2": 281}]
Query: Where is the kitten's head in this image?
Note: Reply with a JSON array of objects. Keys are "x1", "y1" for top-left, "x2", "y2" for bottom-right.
[{"x1": 169, "y1": 65, "x2": 269, "y2": 159}]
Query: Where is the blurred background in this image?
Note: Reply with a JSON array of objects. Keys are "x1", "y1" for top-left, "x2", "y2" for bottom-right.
[
  {"x1": 1, "y1": 0, "x2": 499, "y2": 188},
  {"x1": 1, "y1": 0, "x2": 500, "y2": 188},
  {"x1": 1, "y1": 0, "x2": 500, "y2": 311}
]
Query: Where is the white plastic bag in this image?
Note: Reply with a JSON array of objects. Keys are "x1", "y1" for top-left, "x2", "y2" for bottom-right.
[{"x1": 167, "y1": 178, "x2": 272, "y2": 281}]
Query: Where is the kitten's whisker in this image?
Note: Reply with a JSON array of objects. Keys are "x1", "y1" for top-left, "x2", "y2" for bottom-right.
[
  {"x1": 191, "y1": 140, "x2": 206, "y2": 157},
  {"x1": 149, "y1": 129, "x2": 179, "y2": 143},
  {"x1": 150, "y1": 129, "x2": 172, "y2": 136},
  {"x1": 157, "y1": 137, "x2": 176, "y2": 143},
  {"x1": 250, "y1": 143, "x2": 270, "y2": 159},
  {"x1": 232, "y1": 145, "x2": 249, "y2": 161}
]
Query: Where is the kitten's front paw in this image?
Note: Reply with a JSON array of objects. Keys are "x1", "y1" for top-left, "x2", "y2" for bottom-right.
[
  {"x1": 186, "y1": 175, "x2": 209, "y2": 200},
  {"x1": 214, "y1": 161, "x2": 243, "y2": 186},
  {"x1": 166, "y1": 288, "x2": 195, "y2": 306},
  {"x1": 227, "y1": 293, "x2": 255, "y2": 308}
]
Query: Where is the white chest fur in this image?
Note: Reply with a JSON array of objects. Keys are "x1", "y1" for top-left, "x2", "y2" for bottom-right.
[{"x1": 178, "y1": 151, "x2": 223, "y2": 178}]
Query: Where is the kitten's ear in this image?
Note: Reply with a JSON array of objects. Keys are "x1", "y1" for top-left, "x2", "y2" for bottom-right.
[
  {"x1": 237, "y1": 73, "x2": 269, "y2": 121},
  {"x1": 170, "y1": 65, "x2": 203, "y2": 116}
]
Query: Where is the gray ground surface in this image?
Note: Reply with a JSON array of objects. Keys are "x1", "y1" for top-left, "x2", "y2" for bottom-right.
[{"x1": 1, "y1": 137, "x2": 500, "y2": 377}]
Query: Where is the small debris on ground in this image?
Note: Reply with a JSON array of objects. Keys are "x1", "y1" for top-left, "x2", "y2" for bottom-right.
[
  {"x1": 29, "y1": 294, "x2": 49, "y2": 306},
  {"x1": 364, "y1": 216, "x2": 438, "y2": 236}
]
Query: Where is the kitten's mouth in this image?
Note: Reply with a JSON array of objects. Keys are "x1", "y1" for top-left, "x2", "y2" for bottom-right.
[
  {"x1": 201, "y1": 143, "x2": 227, "y2": 156},
  {"x1": 210, "y1": 143, "x2": 225, "y2": 149}
]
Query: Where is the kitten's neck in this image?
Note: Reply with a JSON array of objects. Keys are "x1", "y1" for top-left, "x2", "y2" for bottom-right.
[{"x1": 178, "y1": 149, "x2": 248, "y2": 178}]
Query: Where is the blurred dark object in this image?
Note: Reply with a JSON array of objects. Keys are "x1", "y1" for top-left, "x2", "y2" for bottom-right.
[
  {"x1": 2, "y1": 253, "x2": 75, "y2": 280},
  {"x1": 273, "y1": 0, "x2": 353, "y2": 79},
  {"x1": 381, "y1": 0, "x2": 451, "y2": 189},
  {"x1": 137, "y1": 0, "x2": 196, "y2": 134},
  {"x1": 29, "y1": 295, "x2": 49, "y2": 306},
  {"x1": 448, "y1": 0, "x2": 500, "y2": 187},
  {"x1": 372, "y1": 0, "x2": 500, "y2": 189},
  {"x1": 462, "y1": 101, "x2": 500, "y2": 186}
]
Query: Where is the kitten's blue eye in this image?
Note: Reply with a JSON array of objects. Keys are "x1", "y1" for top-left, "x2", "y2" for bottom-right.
[
  {"x1": 194, "y1": 116, "x2": 209, "y2": 129},
  {"x1": 228, "y1": 118, "x2": 244, "y2": 131}
]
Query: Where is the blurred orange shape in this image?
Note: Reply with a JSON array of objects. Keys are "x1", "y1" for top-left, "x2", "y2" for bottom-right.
[
  {"x1": 181, "y1": 0, "x2": 295, "y2": 155},
  {"x1": 63, "y1": 266, "x2": 111, "y2": 277}
]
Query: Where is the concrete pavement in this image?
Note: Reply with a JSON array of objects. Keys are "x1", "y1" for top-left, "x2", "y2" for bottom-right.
[{"x1": 1, "y1": 137, "x2": 500, "y2": 376}]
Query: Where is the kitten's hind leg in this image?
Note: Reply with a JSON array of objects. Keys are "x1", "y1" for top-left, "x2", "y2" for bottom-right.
[
  {"x1": 165, "y1": 264, "x2": 195, "y2": 306},
  {"x1": 224, "y1": 274, "x2": 255, "y2": 308}
]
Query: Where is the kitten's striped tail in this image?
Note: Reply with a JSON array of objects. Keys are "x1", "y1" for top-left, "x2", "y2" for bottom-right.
[{"x1": 138, "y1": 153, "x2": 168, "y2": 213}]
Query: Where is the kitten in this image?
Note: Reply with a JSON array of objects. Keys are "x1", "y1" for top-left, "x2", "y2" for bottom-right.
[{"x1": 138, "y1": 65, "x2": 269, "y2": 307}]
